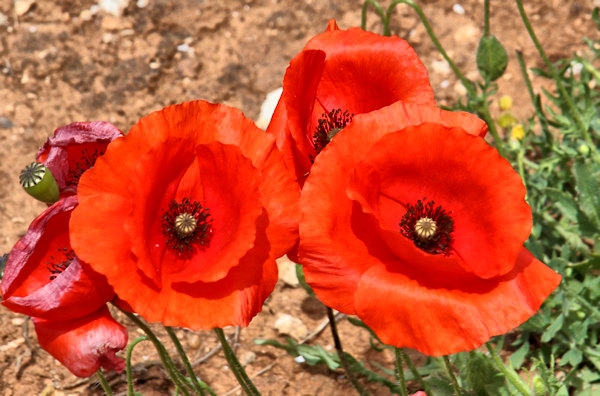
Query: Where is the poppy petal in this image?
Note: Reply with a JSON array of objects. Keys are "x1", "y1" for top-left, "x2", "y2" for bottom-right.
[
  {"x1": 71, "y1": 100, "x2": 299, "y2": 329},
  {"x1": 353, "y1": 248, "x2": 561, "y2": 356},
  {"x1": 36, "y1": 122, "x2": 123, "y2": 195},
  {"x1": 1, "y1": 196, "x2": 114, "y2": 320},
  {"x1": 267, "y1": 21, "x2": 436, "y2": 186},
  {"x1": 33, "y1": 306, "x2": 127, "y2": 378},
  {"x1": 346, "y1": 125, "x2": 532, "y2": 278}
]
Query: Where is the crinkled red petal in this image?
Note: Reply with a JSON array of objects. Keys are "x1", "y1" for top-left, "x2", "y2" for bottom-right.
[
  {"x1": 1, "y1": 196, "x2": 114, "y2": 320},
  {"x1": 33, "y1": 305, "x2": 127, "y2": 378}
]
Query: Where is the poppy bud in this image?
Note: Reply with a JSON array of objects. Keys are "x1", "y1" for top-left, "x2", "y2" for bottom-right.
[{"x1": 19, "y1": 162, "x2": 60, "y2": 204}]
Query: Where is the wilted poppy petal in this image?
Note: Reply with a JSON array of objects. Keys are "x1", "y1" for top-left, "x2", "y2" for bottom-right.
[
  {"x1": 36, "y1": 122, "x2": 123, "y2": 195},
  {"x1": 33, "y1": 306, "x2": 127, "y2": 378},
  {"x1": 1, "y1": 196, "x2": 114, "y2": 320},
  {"x1": 267, "y1": 20, "x2": 436, "y2": 186},
  {"x1": 71, "y1": 100, "x2": 299, "y2": 329},
  {"x1": 353, "y1": 249, "x2": 561, "y2": 356}
]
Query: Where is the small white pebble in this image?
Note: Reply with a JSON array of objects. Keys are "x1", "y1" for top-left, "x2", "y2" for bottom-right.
[
  {"x1": 452, "y1": 3, "x2": 465, "y2": 15},
  {"x1": 11, "y1": 317, "x2": 25, "y2": 326}
]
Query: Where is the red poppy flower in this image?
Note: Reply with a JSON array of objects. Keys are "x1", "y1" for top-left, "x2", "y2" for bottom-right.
[
  {"x1": 298, "y1": 102, "x2": 561, "y2": 356},
  {"x1": 36, "y1": 121, "x2": 123, "y2": 196},
  {"x1": 33, "y1": 305, "x2": 128, "y2": 378},
  {"x1": 70, "y1": 100, "x2": 299, "y2": 329},
  {"x1": 1, "y1": 196, "x2": 114, "y2": 320},
  {"x1": 266, "y1": 19, "x2": 436, "y2": 186}
]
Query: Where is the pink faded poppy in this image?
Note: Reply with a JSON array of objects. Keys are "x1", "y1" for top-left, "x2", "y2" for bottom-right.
[
  {"x1": 33, "y1": 305, "x2": 128, "y2": 377},
  {"x1": 298, "y1": 101, "x2": 561, "y2": 356},
  {"x1": 36, "y1": 121, "x2": 123, "y2": 196},
  {"x1": 1, "y1": 196, "x2": 114, "y2": 320},
  {"x1": 267, "y1": 20, "x2": 436, "y2": 186},
  {"x1": 70, "y1": 100, "x2": 299, "y2": 329}
]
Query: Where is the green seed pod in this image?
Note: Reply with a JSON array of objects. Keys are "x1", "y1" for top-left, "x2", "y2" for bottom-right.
[
  {"x1": 19, "y1": 162, "x2": 60, "y2": 204},
  {"x1": 476, "y1": 34, "x2": 508, "y2": 82}
]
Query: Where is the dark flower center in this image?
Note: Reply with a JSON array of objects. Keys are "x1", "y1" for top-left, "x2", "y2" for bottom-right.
[
  {"x1": 399, "y1": 199, "x2": 454, "y2": 255},
  {"x1": 161, "y1": 197, "x2": 213, "y2": 255},
  {"x1": 67, "y1": 148, "x2": 105, "y2": 186},
  {"x1": 311, "y1": 108, "x2": 353, "y2": 160},
  {"x1": 47, "y1": 247, "x2": 76, "y2": 280}
]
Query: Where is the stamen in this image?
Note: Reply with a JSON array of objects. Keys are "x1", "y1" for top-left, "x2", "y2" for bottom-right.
[
  {"x1": 67, "y1": 148, "x2": 104, "y2": 186},
  {"x1": 400, "y1": 199, "x2": 454, "y2": 255},
  {"x1": 47, "y1": 248, "x2": 76, "y2": 280},
  {"x1": 311, "y1": 108, "x2": 353, "y2": 160},
  {"x1": 161, "y1": 197, "x2": 212, "y2": 255}
]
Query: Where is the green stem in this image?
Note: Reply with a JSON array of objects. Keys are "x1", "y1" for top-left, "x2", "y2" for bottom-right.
[
  {"x1": 398, "y1": 349, "x2": 431, "y2": 395},
  {"x1": 126, "y1": 336, "x2": 148, "y2": 396},
  {"x1": 479, "y1": 85, "x2": 506, "y2": 156},
  {"x1": 394, "y1": 348, "x2": 409, "y2": 396},
  {"x1": 442, "y1": 356, "x2": 462, "y2": 396},
  {"x1": 326, "y1": 307, "x2": 369, "y2": 395},
  {"x1": 214, "y1": 328, "x2": 260, "y2": 396},
  {"x1": 121, "y1": 309, "x2": 191, "y2": 396},
  {"x1": 516, "y1": 51, "x2": 552, "y2": 140},
  {"x1": 361, "y1": 0, "x2": 386, "y2": 34},
  {"x1": 389, "y1": 0, "x2": 475, "y2": 97},
  {"x1": 515, "y1": 0, "x2": 599, "y2": 164},
  {"x1": 96, "y1": 369, "x2": 114, "y2": 396},
  {"x1": 483, "y1": 0, "x2": 490, "y2": 36},
  {"x1": 166, "y1": 326, "x2": 215, "y2": 396},
  {"x1": 485, "y1": 343, "x2": 531, "y2": 396}
]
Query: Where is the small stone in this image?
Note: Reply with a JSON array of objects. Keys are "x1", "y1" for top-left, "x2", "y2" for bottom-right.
[
  {"x1": 14, "y1": 0, "x2": 35, "y2": 16},
  {"x1": 454, "y1": 80, "x2": 467, "y2": 96},
  {"x1": 11, "y1": 317, "x2": 25, "y2": 326},
  {"x1": 452, "y1": 3, "x2": 465, "y2": 15},
  {"x1": 274, "y1": 314, "x2": 308, "y2": 340},
  {"x1": 276, "y1": 255, "x2": 299, "y2": 287},
  {"x1": 0, "y1": 117, "x2": 14, "y2": 129},
  {"x1": 255, "y1": 87, "x2": 282, "y2": 130},
  {"x1": 80, "y1": 9, "x2": 93, "y2": 21},
  {"x1": 431, "y1": 59, "x2": 451, "y2": 76},
  {"x1": 239, "y1": 351, "x2": 256, "y2": 366},
  {"x1": 187, "y1": 333, "x2": 201, "y2": 349},
  {"x1": 98, "y1": 0, "x2": 130, "y2": 17}
]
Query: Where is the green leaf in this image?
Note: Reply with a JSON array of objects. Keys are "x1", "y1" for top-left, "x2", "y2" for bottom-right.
[
  {"x1": 573, "y1": 159, "x2": 600, "y2": 231},
  {"x1": 545, "y1": 187, "x2": 579, "y2": 222},
  {"x1": 476, "y1": 35, "x2": 508, "y2": 81},
  {"x1": 508, "y1": 341, "x2": 530, "y2": 370},
  {"x1": 541, "y1": 313, "x2": 564, "y2": 342},
  {"x1": 561, "y1": 348, "x2": 583, "y2": 367}
]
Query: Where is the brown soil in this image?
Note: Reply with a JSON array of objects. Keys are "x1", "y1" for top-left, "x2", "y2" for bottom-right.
[{"x1": 0, "y1": 0, "x2": 596, "y2": 395}]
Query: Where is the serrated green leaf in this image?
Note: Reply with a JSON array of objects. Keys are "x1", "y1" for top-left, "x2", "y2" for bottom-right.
[
  {"x1": 561, "y1": 348, "x2": 583, "y2": 367},
  {"x1": 297, "y1": 344, "x2": 340, "y2": 369},
  {"x1": 574, "y1": 159, "x2": 600, "y2": 230},
  {"x1": 545, "y1": 187, "x2": 579, "y2": 222},
  {"x1": 509, "y1": 341, "x2": 530, "y2": 370},
  {"x1": 541, "y1": 313, "x2": 564, "y2": 342},
  {"x1": 476, "y1": 35, "x2": 508, "y2": 81}
]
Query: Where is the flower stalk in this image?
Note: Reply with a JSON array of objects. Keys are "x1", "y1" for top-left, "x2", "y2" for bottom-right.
[{"x1": 214, "y1": 327, "x2": 260, "y2": 396}]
